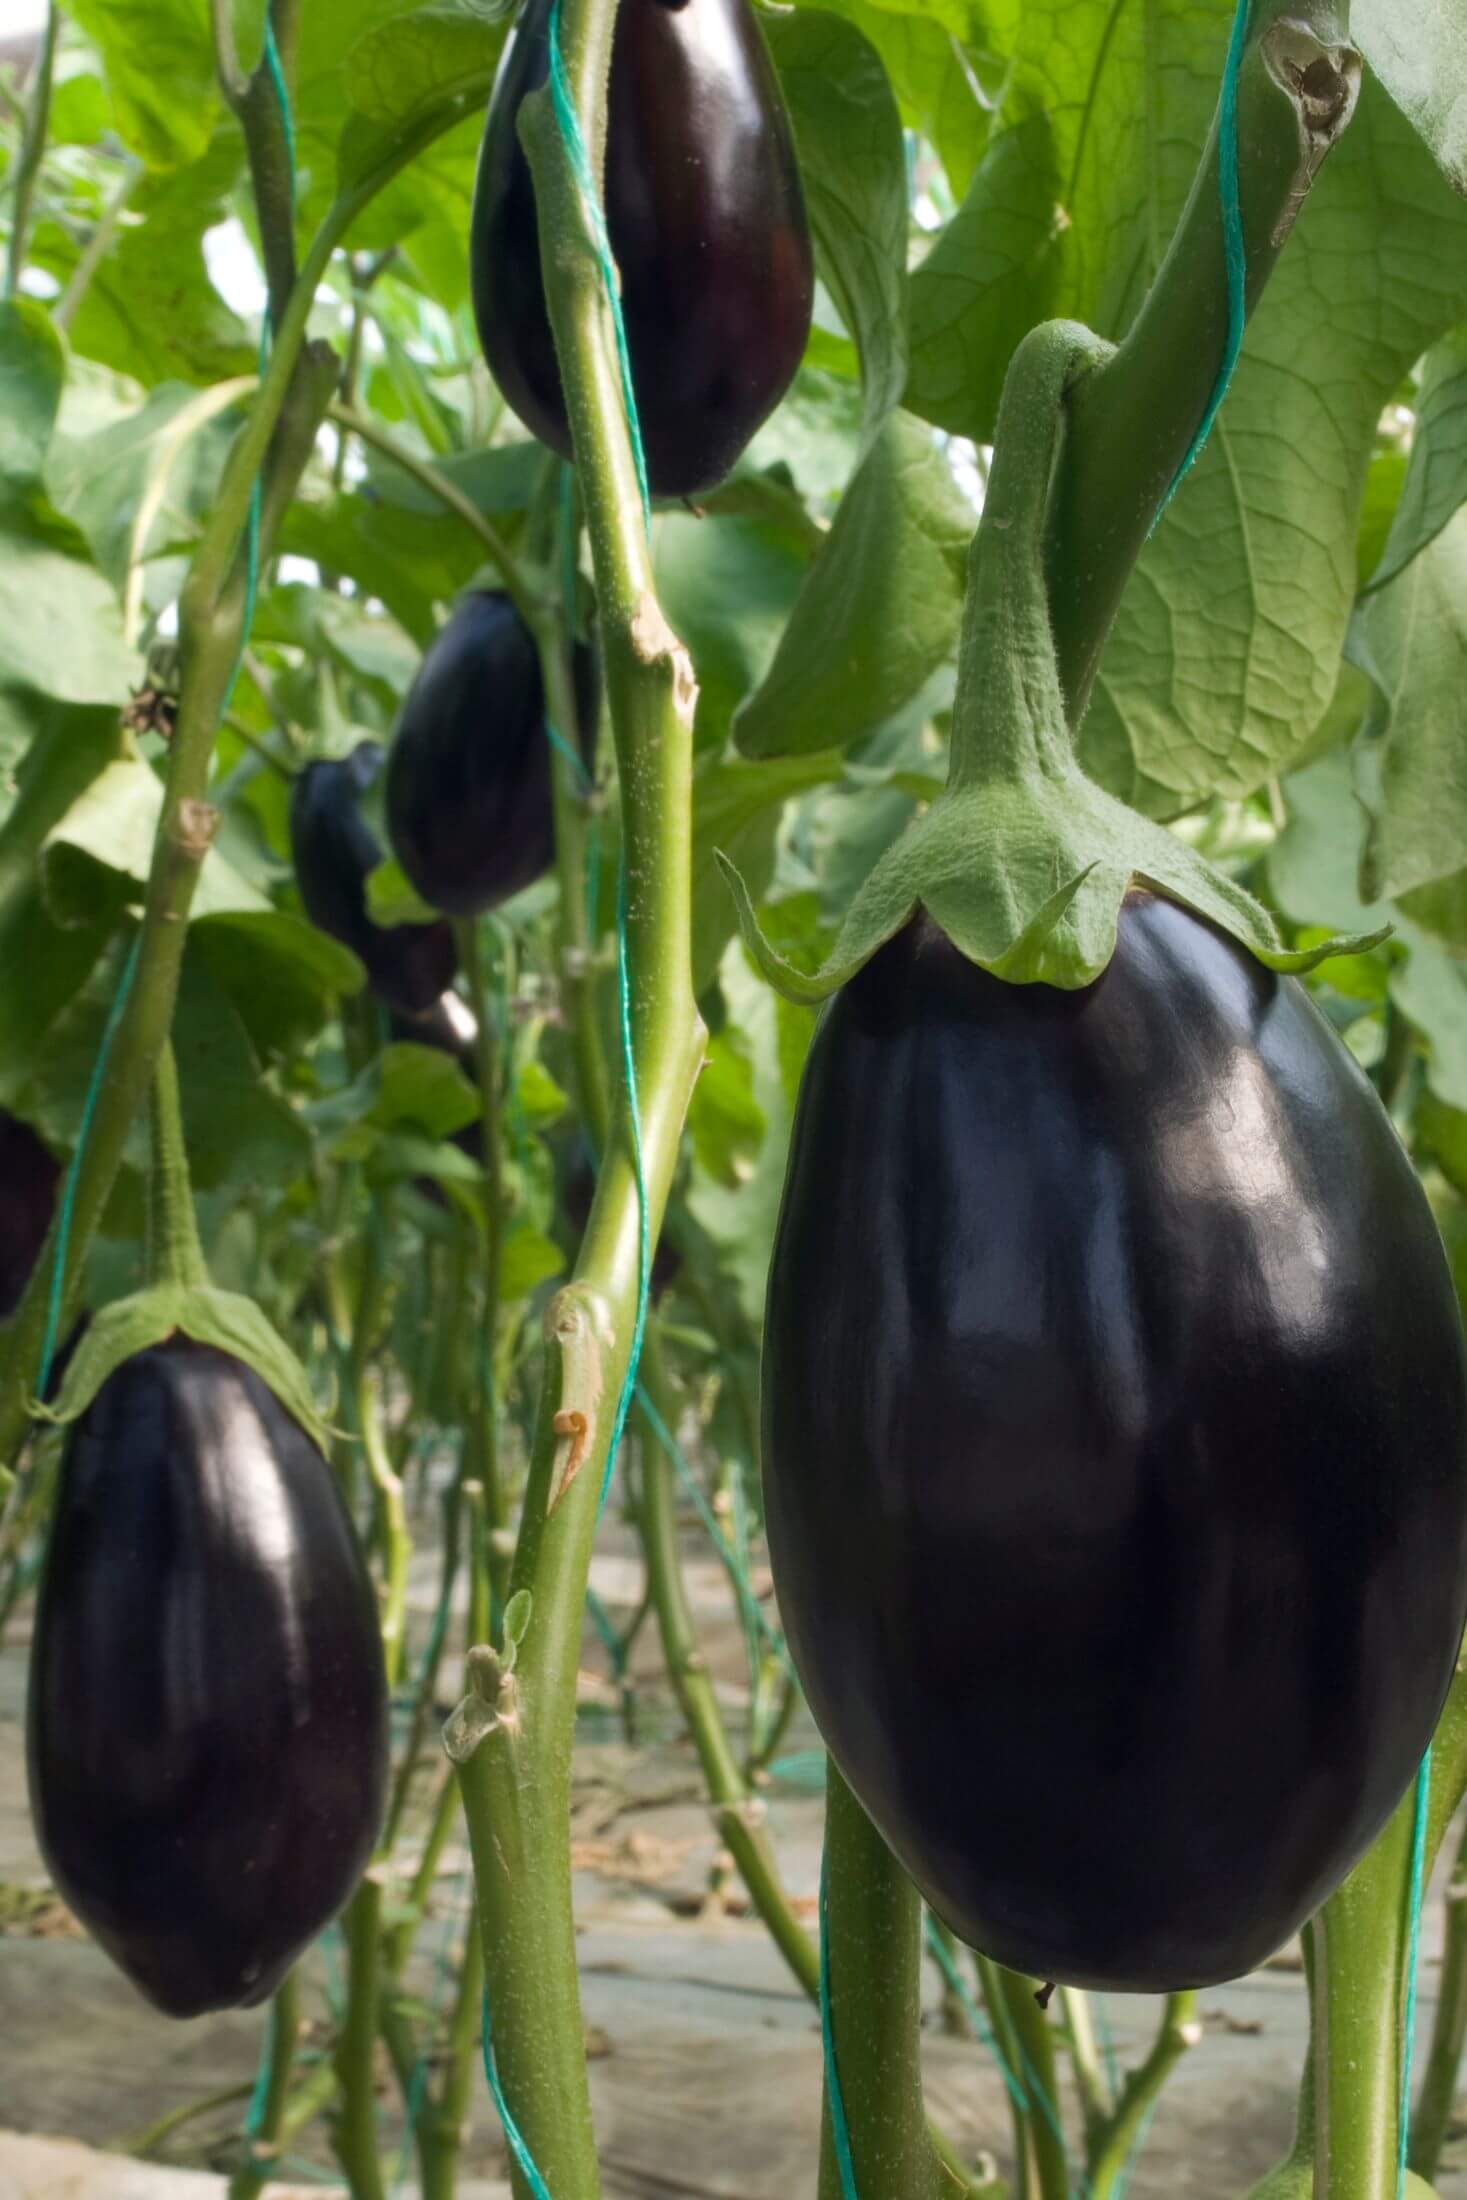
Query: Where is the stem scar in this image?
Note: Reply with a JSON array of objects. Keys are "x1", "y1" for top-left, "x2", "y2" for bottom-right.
[{"x1": 544, "y1": 1285, "x2": 612, "y2": 1512}]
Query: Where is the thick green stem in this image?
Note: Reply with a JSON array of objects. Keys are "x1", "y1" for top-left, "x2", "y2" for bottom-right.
[
  {"x1": 1086, "y1": 1993, "x2": 1199, "y2": 2200},
  {"x1": 452, "y1": 2, "x2": 705, "y2": 2194},
  {"x1": 389, "y1": 1768, "x2": 463, "y2": 1978},
  {"x1": 638, "y1": 1325, "x2": 819, "y2": 1999},
  {"x1": 333, "y1": 1875, "x2": 387, "y2": 2200},
  {"x1": 147, "y1": 1042, "x2": 208, "y2": 1290},
  {"x1": 994, "y1": 1970, "x2": 1070, "y2": 2200},
  {"x1": 419, "y1": 1919, "x2": 486, "y2": 2200},
  {"x1": 456, "y1": 917, "x2": 511, "y2": 1614},
  {"x1": 3, "y1": 2, "x2": 57, "y2": 303},
  {"x1": 1409, "y1": 1826, "x2": 1467, "y2": 2183},
  {"x1": 976, "y1": 1954, "x2": 1037, "y2": 2200},
  {"x1": 1061, "y1": 1987, "x2": 1105, "y2": 2133},
  {"x1": 1314, "y1": 1782, "x2": 1421, "y2": 2200},
  {"x1": 1049, "y1": 3, "x2": 1361, "y2": 725},
  {"x1": 226, "y1": 1970, "x2": 301, "y2": 2200},
  {"x1": 817, "y1": 1764, "x2": 949, "y2": 2200}
]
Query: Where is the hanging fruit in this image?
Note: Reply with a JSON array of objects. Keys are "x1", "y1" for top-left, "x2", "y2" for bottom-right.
[
  {"x1": 26, "y1": 1050, "x2": 388, "y2": 2018},
  {"x1": 743, "y1": 321, "x2": 1467, "y2": 1991},
  {"x1": 289, "y1": 742, "x2": 457, "y2": 1015},
  {"x1": 470, "y1": 0, "x2": 815, "y2": 499},
  {"x1": 386, "y1": 591, "x2": 599, "y2": 917}
]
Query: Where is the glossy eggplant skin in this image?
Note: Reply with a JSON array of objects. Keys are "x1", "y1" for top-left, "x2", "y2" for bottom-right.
[
  {"x1": 0, "y1": 1111, "x2": 60, "y2": 1321},
  {"x1": 289, "y1": 742, "x2": 456, "y2": 1014},
  {"x1": 386, "y1": 592, "x2": 599, "y2": 917},
  {"x1": 470, "y1": 0, "x2": 815, "y2": 499},
  {"x1": 763, "y1": 896, "x2": 1467, "y2": 1992},
  {"x1": 28, "y1": 1339, "x2": 387, "y2": 2018}
]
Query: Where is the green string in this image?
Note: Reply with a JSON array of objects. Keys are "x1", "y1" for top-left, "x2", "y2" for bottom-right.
[
  {"x1": 819, "y1": 1839, "x2": 861, "y2": 2200},
  {"x1": 921, "y1": 1917, "x2": 1027, "y2": 2115},
  {"x1": 480, "y1": 1983, "x2": 555, "y2": 2200},
  {"x1": 34, "y1": 929, "x2": 142, "y2": 1400},
  {"x1": 1399, "y1": 1748, "x2": 1433, "y2": 2198},
  {"x1": 1152, "y1": 0, "x2": 1250, "y2": 524},
  {"x1": 545, "y1": 2, "x2": 651, "y2": 532},
  {"x1": 597, "y1": 869, "x2": 650, "y2": 1512},
  {"x1": 242, "y1": 1992, "x2": 279, "y2": 2144}
]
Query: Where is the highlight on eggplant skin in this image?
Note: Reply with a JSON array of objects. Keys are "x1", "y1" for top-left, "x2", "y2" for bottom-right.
[
  {"x1": 27, "y1": 1337, "x2": 388, "y2": 2018},
  {"x1": 289, "y1": 740, "x2": 457, "y2": 1016},
  {"x1": 470, "y1": 0, "x2": 815, "y2": 498},
  {"x1": 386, "y1": 590, "x2": 599, "y2": 919},
  {"x1": 762, "y1": 894, "x2": 1467, "y2": 1994}
]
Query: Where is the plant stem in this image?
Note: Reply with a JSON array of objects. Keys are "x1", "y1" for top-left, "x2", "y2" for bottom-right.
[
  {"x1": 334, "y1": 1874, "x2": 387, "y2": 2200},
  {"x1": 1409, "y1": 1820, "x2": 1467, "y2": 2182},
  {"x1": 348, "y1": 1227, "x2": 409, "y2": 1692},
  {"x1": 976, "y1": 1954, "x2": 1037, "y2": 2200},
  {"x1": 993, "y1": 1969, "x2": 1070, "y2": 2200},
  {"x1": 0, "y1": 343, "x2": 337, "y2": 1477},
  {"x1": 1086, "y1": 1992, "x2": 1199, "y2": 2200},
  {"x1": 456, "y1": 916, "x2": 511, "y2": 1614},
  {"x1": 53, "y1": 155, "x2": 142, "y2": 333},
  {"x1": 1060, "y1": 1988, "x2": 1105, "y2": 2131},
  {"x1": 638, "y1": 1323, "x2": 819, "y2": 1999},
  {"x1": 3, "y1": 0, "x2": 57, "y2": 303},
  {"x1": 1313, "y1": 1781, "x2": 1420, "y2": 2200},
  {"x1": 114, "y1": 2082, "x2": 254, "y2": 2161},
  {"x1": 227, "y1": 1970, "x2": 301, "y2": 2200},
  {"x1": 451, "y1": 1, "x2": 706, "y2": 2193},
  {"x1": 817, "y1": 1762, "x2": 949, "y2": 2200},
  {"x1": 330, "y1": 403, "x2": 542, "y2": 619},
  {"x1": 1049, "y1": 1, "x2": 1362, "y2": 724},
  {"x1": 420, "y1": 1917, "x2": 486, "y2": 2200}
]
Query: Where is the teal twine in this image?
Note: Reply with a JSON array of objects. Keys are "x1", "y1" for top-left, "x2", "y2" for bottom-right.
[
  {"x1": 921, "y1": 1917, "x2": 1027, "y2": 2116},
  {"x1": 1399, "y1": 1747, "x2": 1433, "y2": 2198},
  {"x1": 35, "y1": 931, "x2": 142, "y2": 1399},
  {"x1": 242, "y1": 1993, "x2": 279, "y2": 2144},
  {"x1": 480, "y1": 1983, "x2": 555, "y2": 2200},
  {"x1": 1152, "y1": 0, "x2": 1251, "y2": 524},
  {"x1": 545, "y1": 2, "x2": 651, "y2": 532},
  {"x1": 819, "y1": 1840, "x2": 860, "y2": 2200},
  {"x1": 596, "y1": 868, "x2": 650, "y2": 1515},
  {"x1": 585, "y1": 1582, "x2": 624, "y2": 1669},
  {"x1": 635, "y1": 1381, "x2": 795, "y2": 1680}
]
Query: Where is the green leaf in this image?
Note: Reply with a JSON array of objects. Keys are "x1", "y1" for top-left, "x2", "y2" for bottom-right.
[
  {"x1": 814, "y1": 0, "x2": 993, "y2": 195},
  {"x1": 687, "y1": 1028, "x2": 767, "y2": 1188},
  {"x1": 46, "y1": 134, "x2": 254, "y2": 386},
  {"x1": 766, "y1": 11, "x2": 909, "y2": 449},
  {"x1": 1351, "y1": 507, "x2": 1467, "y2": 906},
  {"x1": 516, "y1": 1060, "x2": 569, "y2": 1130},
  {"x1": 365, "y1": 857, "x2": 442, "y2": 928},
  {"x1": 1392, "y1": 927, "x2": 1467, "y2": 1112},
  {"x1": 171, "y1": 950, "x2": 312, "y2": 1194},
  {"x1": 48, "y1": 378, "x2": 244, "y2": 591},
  {"x1": 733, "y1": 413, "x2": 974, "y2": 759},
  {"x1": 693, "y1": 747, "x2": 844, "y2": 993},
  {"x1": 337, "y1": 4, "x2": 504, "y2": 198},
  {"x1": 309, "y1": 1042, "x2": 480, "y2": 1156},
  {"x1": 1367, "y1": 327, "x2": 1467, "y2": 594},
  {"x1": 0, "y1": 302, "x2": 64, "y2": 500},
  {"x1": 1353, "y1": 0, "x2": 1467, "y2": 190},
  {"x1": 41, "y1": 759, "x2": 269, "y2": 925},
  {"x1": 65, "y1": 0, "x2": 221, "y2": 170},
  {"x1": 1081, "y1": 76, "x2": 1467, "y2": 814},
  {"x1": 499, "y1": 1222, "x2": 566, "y2": 1301},
  {"x1": 191, "y1": 909, "x2": 366, "y2": 1060},
  {"x1": 655, "y1": 503, "x2": 815, "y2": 750},
  {"x1": 1419, "y1": 1091, "x2": 1467, "y2": 1201}
]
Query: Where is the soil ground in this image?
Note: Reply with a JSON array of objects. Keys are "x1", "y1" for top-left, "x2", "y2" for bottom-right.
[{"x1": 3, "y1": 1512, "x2": 1464, "y2": 2200}]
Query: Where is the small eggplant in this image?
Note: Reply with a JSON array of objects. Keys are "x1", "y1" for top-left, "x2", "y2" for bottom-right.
[
  {"x1": 28, "y1": 1337, "x2": 388, "y2": 2017},
  {"x1": 386, "y1": 592, "x2": 599, "y2": 918},
  {"x1": 290, "y1": 742, "x2": 457, "y2": 1015}
]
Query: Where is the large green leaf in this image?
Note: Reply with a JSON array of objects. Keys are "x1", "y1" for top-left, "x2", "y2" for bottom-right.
[
  {"x1": 733, "y1": 412, "x2": 974, "y2": 759},
  {"x1": 0, "y1": 302, "x2": 64, "y2": 499},
  {"x1": 48, "y1": 379, "x2": 245, "y2": 591},
  {"x1": 813, "y1": 0, "x2": 995, "y2": 195},
  {"x1": 655, "y1": 503, "x2": 816, "y2": 750},
  {"x1": 767, "y1": 11, "x2": 909, "y2": 449},
  {"x1": 1351, "y1": 507, "x2": 1467, "y2": 907},
  {"x1": 1353, "y1": 0, "x2": 1467, "y2": 190},
  {"x1": 692, "y1": 748, "x2": 844, "y2": 991},
  {"x1": 65, "y1": 0, "x2": 221, "y2": 169},
  {"x1": 1081, "y1": 76, "x2": 1467, "y2": 814},
  {"x1": 1366, "y1": 327, "x2": 1467, "y2": 594},
  {"x1": 40, "y1": 759, "x2": 270, "y2": 926}
]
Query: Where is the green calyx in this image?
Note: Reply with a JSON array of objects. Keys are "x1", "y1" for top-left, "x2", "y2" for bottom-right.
[
  {"x1": 38, "y1": 1282, "x2": 333, "y2": 1459},
  {"x1": 721, "y1": 319, "x2": 1387, "y2": 1001},
  {"x1": 35, "y1": 1041, "x2": 331, "y2": 1456}
]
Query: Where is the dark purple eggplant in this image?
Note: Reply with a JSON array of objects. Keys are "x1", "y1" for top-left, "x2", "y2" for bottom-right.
[
  {"x1": 0, "y1": 1111, "x2": 60, "y2": 1323},
  {"x1": 763, "y1": 895, "x2": 1467, "y2": 1991},
  {"x1": 289, "y1": 741, "x2": 456, "y2": 1015},
  {"x1": 28, "y1": 1338, "x2": 387, "y2": 2017},
  {"x1": 470, "y1": 0, "x2": 815, "y2": 498},
  {"x1": 386, "y1": 592, "x2": 599, "y2": 918}
]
